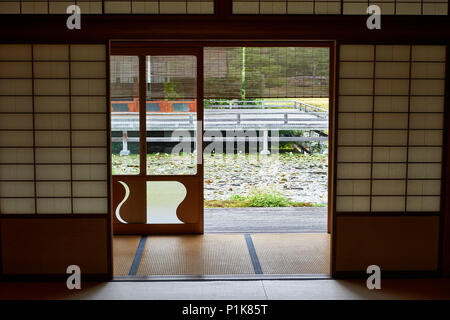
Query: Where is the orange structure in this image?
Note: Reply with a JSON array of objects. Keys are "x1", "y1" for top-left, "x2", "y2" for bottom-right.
[{"x1": 111, "y1": 98, "x2": 197, "y2": 113}]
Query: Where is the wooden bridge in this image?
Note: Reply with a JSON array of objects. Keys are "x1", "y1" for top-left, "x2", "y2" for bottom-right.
[{"x1": 111, "y1": 101, "x2": 329, "y2": 154}]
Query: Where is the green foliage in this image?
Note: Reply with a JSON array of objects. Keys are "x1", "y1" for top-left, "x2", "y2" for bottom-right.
[{"x1": 247, "y1": 191, "x2": 290, "y2": 207}]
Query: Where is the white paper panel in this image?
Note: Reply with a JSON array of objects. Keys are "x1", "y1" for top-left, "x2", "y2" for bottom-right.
[
  {"x1": 35, "y1": 131, "x2": 71, "y2": 147},
  {"x1": 160, "y1": 1, "x2": 188, "y2": 13},
  {"x1": 408, "y1": 163, "x2": 441, "y2": 179},
  {"x1": 33, "y1": 45, "x2": 69, "y2": 61},
  {"x1": 36, "y1": 181, "x2": 71, "y2": 197},
  {"x1": 407, "y1": 180, "x2": 441, "y2": 196},
  {"x1": 338, "y1": 96, "x2": 373, "y2": 112},
  {"x1": 408, "y1": 147, "x2": 442, "y2": 162},
  {"x1": 71, "y1": 62, "x2": 106, "y2": 79},
  {"x1": 371, "y1": 196, "x2": 405, "y2": 211},
  {"x1": 338, "y1": 130, "x2": 372, "y2": 145},
  {"x1": 0, "y1": 44, "x2": 31, "y2": 60},
  {"x1": 0, "y1": 148, "x2": 34, "y2": 163},
  {"x1": 336, "y1": 196, "x2": 370, "y2": 212},
  {"x1": 0, "y1": 165, "x2": 34, "y2": 180},
  {"x1": 71, "y1": 96, "x2": 106, "y2": 113},
  {"x1": 375, "y1": 62, "x2": 410, "y2": 78},
  {"x1": 37, "y1": 198, "x2": 72, "y2": 214},
  {"x1": 373, "y1": 130, "x2": 407, "y2": 145},
  {"x1": 407, "y1": 196, "x2": 440, "y2": 212},
  {"x1": 187, "y1": 1, "x2": 214, "y2": 13},
  {"x1": 0, "y1": 114, "x2": 33, "y2": 130},
  {"x1": 341, "y1": 45, "x2": 375, "y2": 61},
  {"x1": 34, "y1": 96, "x2": 70, "y2": 113},
  {"x1": 0, "y1": 198, "x2": 35, "y2": 214},
  {"x1": 72, "y1": 148, "x2": 107, "y2": 163},
  {"x1": 372, "y1": 180, "x2": 406, "y2": 195},
  {"x1": 373, "y1": 96, "x2": 409, "y2": 112},
  {"x1": 0, "y1": 79, "x2": 32, "y2": 95},
  {"x1": 260, "y1": 1, "x2": 286, "y2": 13},
  {"x1": 374, "y1": 113, "x2": 408, "y2": 129},
  {"x1": 337, "y1": 163, "x2": 371, "y2": 179},
  {"x1": 0, "y1": 43, "x2": 108, "y2": 216},
  {"x1": 411, "y1": 79, "x2": 445, "y2": 96},
  {"x1": 35, "y1": 114, "x2": 70, "y2": 130},
  {"x1": 342, "y1": 2, "x2": 368, "y2": 15},
  {"x1": 0, "y1": 62, "x2": 32, "y2": 78},
  {"x1": 0, "y1": 131, "x2": 33, "y2": 147},
  {"x1": 0, "y1": 96, "x2": 32, "y2": 113},
  {"x1": 373, "y1": 147, "x2": 407, "y2": 162},
  {"x1": 73, "y1": 181, "x2": 108, "y2": 197},
  {"x1": 48, "y1": 1, "x2": 73, "y2": 14},
  {"x1": 337, "y1": 147, "x2": 371, "y2": 162},
  {"x1": 339, "y1": 79, "x2": 373, "y2": 95},
  {"x1": 104, "y1": 1, "x2": 132, "y2": 13},
  {"x1": 72, "y1": 131, "x2": 107, "y2": 147},
  {"x1": 34, "y1": 79, "x2": 70, "y2": 95},
  {"x1": 336, "y1": 180, "x2": 371, "y2": 195},
  {"x1": 71, "y1": 79, "x2": 106, "y2": 95},
  {"x1": 338, "y1": 113, "x2": 372, "y2": 129},
  {"x1": 337, "y1": 44, "x2": 445, "y2": 213},
  {"x1": 409, "y1": 130, "x2": 443, "y2": 146},
  {"x1": 71, "y1": 114, "x2": 107, "y2": 130},
  {"x1": 34, "y1": 62, "x2": 69, "y2": 78},
  {"x1": 374, "y1": 79, "x2": 410, "y2": 95},
  {"x1": 132, "y1": 1, "x2": 159, "y2": 13},
  {"x1": 396, "y1": 3, "x2": 422, "y2": 14},
  {"x1": 411, "y1": 62, "x2": 446, "y2": 78},
  {"x1": 72, "y1": 164, "x2": 108, "y2": 180},
  {"x1": 409, "y1": 113, "x2": 443, "y2": 129},
  {"x1": 375, "y1": 45, "x2": 411, "y2": 61},
  {"x1": 70, "y1": 45, "x2": 106, "y2": 61},
  {"x1": 422, "y1": 3, "x2": 448, "y2": 15},
  {"x1": 77, "y1": 1, "x2": 103, "y2": 13},
  {"x1": 35, "y1": 148, "x2": 71, "y2": 163},
  {"x1": 73, "y1": 198, "x2": 108, "y2": 214},
  {"x1": 340, "y1": 62, "x2": 374, "y2": 78},
  {"x1": 412, "y1": 45, "x2": 446, "y2": 62},
  {"x1": 372, "y1": 163, "x2": 407, "y2": 179},
  {"x1": 36, "y1": 165, "x2": 71, "y2": 180},
  {"x1": 0, "y1": 181, "x2": 34, "y2": 197},
  {"x1": 21, "y1": 1, "x2": 49, "y2": 14},
  {"x1": 410, "y1": 96, "x2": 444, "y2": 113}
]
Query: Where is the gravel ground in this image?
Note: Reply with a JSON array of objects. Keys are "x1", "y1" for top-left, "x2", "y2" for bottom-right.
[{"x1": 112, "y1": 153, "x2": 328, "y2": 204}]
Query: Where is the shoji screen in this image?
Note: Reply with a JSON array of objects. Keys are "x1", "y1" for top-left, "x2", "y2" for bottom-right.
[
  {"x1": 334, "y1": 44, "x2": 446, "y2": 274},
  {"x1": 0, "y1": 0, "x2": 214, "y2": 13},
  {"x1": 342, "y1": 0, "x2": 448, "y2": 15},
  {"x1": 0, "y1": 44, "x2": 110, "y2": 278},
  {"x1": 232, "y1": 0, "x2": 448, "y2": 14}
]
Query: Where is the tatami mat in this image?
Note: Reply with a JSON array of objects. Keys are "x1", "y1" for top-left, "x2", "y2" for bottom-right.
[
  {"x1": 113, "y1": 236, "x2": 141, "y2": 276},
  {"x1": 113, "y1": 233, "x2": 330, "y2": 276},
  {"x1": 137, "y1": 235, "x2": 255, "y2": 275},
  {"x1": 251, "y1": 233, "x2": 330, "y2": 274}
]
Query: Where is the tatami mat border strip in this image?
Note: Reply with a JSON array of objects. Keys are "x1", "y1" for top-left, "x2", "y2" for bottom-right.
[{"x1": 128, "y1": 236, "x2": 147, "y2": 276}]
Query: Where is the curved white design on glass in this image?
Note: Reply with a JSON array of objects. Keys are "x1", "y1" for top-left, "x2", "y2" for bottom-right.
[
  {"x1": 146, "y1": 181, "x2": 186, "y2": 224},
  {"x1": 115, "y1": 181, "x2": 130, "y2": 224}
]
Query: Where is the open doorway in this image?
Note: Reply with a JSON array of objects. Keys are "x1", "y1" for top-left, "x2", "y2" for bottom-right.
[
  {"x1": 110, "y1": 42, "x2": 333, "y2": 278},
  {"x1": 202, "y1": 46, "x2": 331, "y2": 275}
]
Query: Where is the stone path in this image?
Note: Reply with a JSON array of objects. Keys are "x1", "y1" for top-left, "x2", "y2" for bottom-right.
[{"x1": 204, "y1": 207, "x2": 327, "y2": 233}]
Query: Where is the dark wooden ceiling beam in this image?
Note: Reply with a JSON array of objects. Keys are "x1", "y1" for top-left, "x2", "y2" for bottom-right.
[{"x1": 0, "y1": 15, "x2": 448, "y2": 42}]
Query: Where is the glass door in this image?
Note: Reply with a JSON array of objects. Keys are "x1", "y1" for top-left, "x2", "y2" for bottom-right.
[{"x1": 111, "y1": 46, "x2": 203, "y2": 234}]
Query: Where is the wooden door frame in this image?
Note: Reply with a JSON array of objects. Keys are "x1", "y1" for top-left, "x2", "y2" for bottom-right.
[
  {"x1": 111, "y1": 44, "x2": 205, "y2": 234},
  {"x1": 109, "y1": 40, "x2": 335, "y2": 241}
]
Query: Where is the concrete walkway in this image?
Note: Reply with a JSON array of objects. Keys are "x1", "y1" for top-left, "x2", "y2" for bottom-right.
[{"x1": 204, "y1": 207, "x2": 327, "y2": 233}]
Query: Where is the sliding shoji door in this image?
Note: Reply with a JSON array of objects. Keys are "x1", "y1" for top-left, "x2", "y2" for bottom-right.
[
  {"x1": 0, "y1": 43, "x2": 111, "y2": 279},
  {"x1": 334, "y1": 44, "x2": 447, "y2": 275}
]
